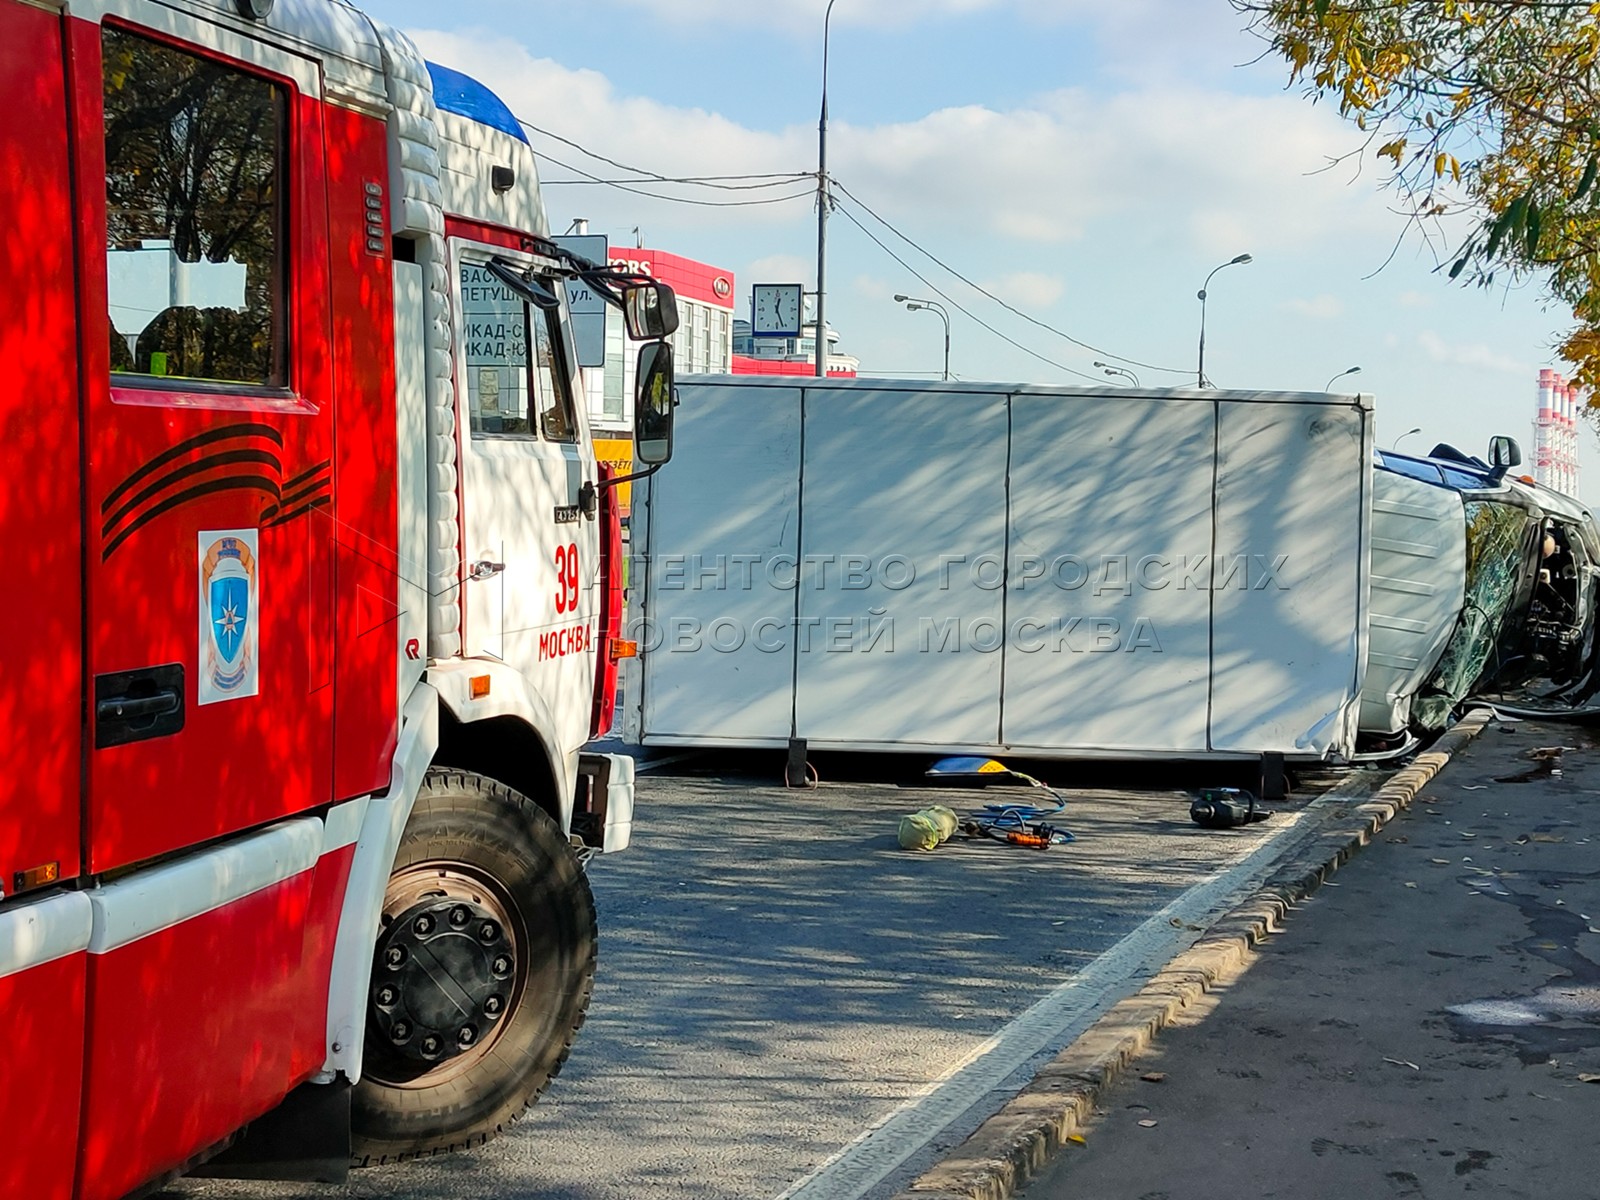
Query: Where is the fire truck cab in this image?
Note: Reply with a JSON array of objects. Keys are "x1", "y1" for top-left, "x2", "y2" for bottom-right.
[{"x1": 0, "y1": 0, "x2": 675, "y2": 1194}]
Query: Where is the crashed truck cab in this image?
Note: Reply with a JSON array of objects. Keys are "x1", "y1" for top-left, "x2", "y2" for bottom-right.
[
  {"x1": 1361, "y1": 436, "x2": 1600, "y2": 745},
  {"x1": 0, "y1": 2, "x2": 676, "y2": 1196}
]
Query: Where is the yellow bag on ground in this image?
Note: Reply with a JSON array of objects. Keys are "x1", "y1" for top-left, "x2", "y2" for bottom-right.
[{"x1": 898, "y1": 805, "x2": 960, "y2": 851}]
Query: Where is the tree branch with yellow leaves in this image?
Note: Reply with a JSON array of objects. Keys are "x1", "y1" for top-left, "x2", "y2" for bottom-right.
[{"x1": 1235, "y1": 0, "x2": 1600, "y2": 402}]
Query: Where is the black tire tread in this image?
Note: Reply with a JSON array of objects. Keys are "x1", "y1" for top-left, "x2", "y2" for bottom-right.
[{"x1": 349, "y1": 768, "x2": 597, "y2": 1166}]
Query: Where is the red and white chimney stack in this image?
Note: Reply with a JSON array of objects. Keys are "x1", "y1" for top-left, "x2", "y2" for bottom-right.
[{"x1": 1534, "y1": 368, "x2": 1582, "y2": 495}]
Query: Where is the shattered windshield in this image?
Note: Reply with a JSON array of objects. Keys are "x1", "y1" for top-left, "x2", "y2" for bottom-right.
[{"x1": 1413, "y1": 499, "x2": 1536, "y2": 728}]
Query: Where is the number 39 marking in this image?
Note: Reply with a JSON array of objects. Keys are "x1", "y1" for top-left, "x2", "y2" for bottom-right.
[{"x1": 554, "y1": 542, "x2": 580, "y2": 614}]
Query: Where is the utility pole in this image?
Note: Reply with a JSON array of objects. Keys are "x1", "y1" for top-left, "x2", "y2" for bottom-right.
[{"x1": 814, "y1": 0, "x2": 839, "y2": 378}]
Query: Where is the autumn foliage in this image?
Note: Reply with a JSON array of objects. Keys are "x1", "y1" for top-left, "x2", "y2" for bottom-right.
[{"x1": 1235, "y1": 0, "x2": 1600, "y2": 406}]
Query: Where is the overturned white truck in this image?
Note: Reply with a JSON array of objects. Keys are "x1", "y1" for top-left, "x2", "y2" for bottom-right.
[
  {"x1": 622, "y1": 378, "x2": 1375, "y2": 767},
  {"x1": 623, "y1": 378, "x2": 1600, "y2": 767}
]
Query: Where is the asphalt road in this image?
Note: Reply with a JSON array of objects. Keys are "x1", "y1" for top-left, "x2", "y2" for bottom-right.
[
  {"x1": 1025, "y1": 717, "x2": 1600, "y2": 1200},
  {"x1": 168, "y1": 753, "x2": 1377, "y2": 1200}
]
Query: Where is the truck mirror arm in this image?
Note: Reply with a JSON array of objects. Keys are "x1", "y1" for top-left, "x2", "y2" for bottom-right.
[
  {"x1": 543, "y1": 244, "x2": 639, "y2": 306},
  {"x1": 595, "y1": 464, "x2": 663, "y2": 492},
  {"x1": 485, "y1": 257, "x2": 562, "y2": 310}
]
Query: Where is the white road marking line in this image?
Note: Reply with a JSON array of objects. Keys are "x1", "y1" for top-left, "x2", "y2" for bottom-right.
[{"x1": 771, "y1": 776, "x2": 1372, "y2": 1200}]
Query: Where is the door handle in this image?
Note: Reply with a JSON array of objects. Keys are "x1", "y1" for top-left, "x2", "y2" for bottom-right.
[
  {"x1": 95, "y1": 663, "x2": 186, "y2": 749},
  {"x1": 469, "y1": 559, "x2": 505, "y2": 581},
  {"x1": 97, "y1": 692, "x2": 181, "y2": 723}
]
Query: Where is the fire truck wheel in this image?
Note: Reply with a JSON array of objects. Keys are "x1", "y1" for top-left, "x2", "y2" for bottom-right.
[{"x1": 350, "y1": 768, "x2": 596, "y2": 1164}]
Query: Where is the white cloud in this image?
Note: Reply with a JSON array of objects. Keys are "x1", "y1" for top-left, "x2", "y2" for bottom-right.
[
  {"x1": 1417, "y1": 330, "x2": 1529, "y2": 375},
  {"x1": 979, "y1": 271, "x2": 1064, "y2": 309},
  {"x1": 852, "y1": 273, "x2": 896, "y2": 301},
  {"x1": 1397, "y1": 290, "x2": 1434, "y2": 309},
  {"x1": 609, "y1": 0, "x2": 1006, "y2": 34},
  {"x1": 1283, "y1": 294, "x2": 1344, "y2": 320},
  {"x1": 602, "y1": 0, "x2": 1244, "y2": 57},
  {"x1": 405, "y1": 30, "x2": 1382, "y2": 267},
  {"x1": 407, "y1": 32, "x2": 815, "y2": 228},
  {"x1": 747, "y1": 254, "x2": 814, "y2": 285}
]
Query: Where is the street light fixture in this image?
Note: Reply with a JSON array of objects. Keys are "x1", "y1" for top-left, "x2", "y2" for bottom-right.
[
  {"x1": 1094, "y1": 361, "x2": 1139, "y2": 386},
  {"x1": 1324, "y1": 365, "x2": 1361, "y2": 392},
  {"x1": 894, "y1": 293, "x2": 950, "y2": 381},
  {"x1": 814, "y1": 0, "x2": 841, "y2": 379},
  {"x1": 1196, "y1": 253, "x2": 1252, "y2": 387},
  {"x1": 1393, "y1": 427, "x2": 1423, "y2": 452}
]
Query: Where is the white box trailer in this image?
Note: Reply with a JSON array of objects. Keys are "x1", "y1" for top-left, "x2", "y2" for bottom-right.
[{"x1": 623, "y1": 378, "x2": 1374, "y2": 763}]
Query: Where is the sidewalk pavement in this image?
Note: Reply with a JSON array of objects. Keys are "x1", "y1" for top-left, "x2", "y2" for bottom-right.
[{"x1": 1021, "y1": 716, "x2": 1600, "y2": 1200}]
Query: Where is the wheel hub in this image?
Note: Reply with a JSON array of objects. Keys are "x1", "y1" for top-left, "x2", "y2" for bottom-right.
[{"x1": 370, "y1": 895, "x2": 515, "y2": 1068}]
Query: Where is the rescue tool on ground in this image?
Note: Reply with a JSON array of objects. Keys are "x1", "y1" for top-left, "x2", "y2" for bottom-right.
[
  {"x1": 0, "y1": 2, "x2": 680, "y2": 1195},
  {"x1": 931, "y1": 757, "x2": 1076, "y2": 849}
]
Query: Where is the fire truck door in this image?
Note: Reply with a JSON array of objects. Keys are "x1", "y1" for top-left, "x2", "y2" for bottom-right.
[
  {"x1": 81, "y1": 22, "x2": 334, "y2": 873},
  {"x1": 455, "y1": 248, "x2": 598, "y2": 733},
  {"x1": 0, "y1": 7, "x2": 88, "y2": 1197},
  {"x1": 59, "y1": 20, "x2": 343, "y2": 1199}
]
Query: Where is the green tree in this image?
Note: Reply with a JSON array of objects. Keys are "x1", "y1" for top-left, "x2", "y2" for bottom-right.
[{"x1": 1234, "y1": 0, "x2": 1600, "y2": 399}]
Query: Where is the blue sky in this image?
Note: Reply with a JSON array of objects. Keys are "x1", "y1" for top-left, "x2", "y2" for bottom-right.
[{"x1": 360, "y1": 0, "x2": 1593, "y2": 499}]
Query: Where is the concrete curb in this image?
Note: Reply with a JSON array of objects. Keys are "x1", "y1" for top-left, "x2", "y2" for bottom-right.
[{"x1": 892, "y1": 709, "x2": 1494, "y2": 1200}]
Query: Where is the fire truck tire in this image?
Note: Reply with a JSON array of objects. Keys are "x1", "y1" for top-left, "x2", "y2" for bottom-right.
[{"x1": 350, "y1": 768, "x2": 596, "y2": 1164}]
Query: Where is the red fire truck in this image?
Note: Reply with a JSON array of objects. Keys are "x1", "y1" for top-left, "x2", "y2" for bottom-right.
[{"x1": 0, "y1": 0, "x2": 678, "y2": 1194}]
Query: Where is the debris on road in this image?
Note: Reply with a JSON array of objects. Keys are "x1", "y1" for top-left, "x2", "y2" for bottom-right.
[
  {"x1": 921, "y1": 757, "x2": 1077, "y2": 848},
  {"x1": 898, "y1": 805, "x2": 959, "y2": 851},
  {"x1": 1190, "y1": 788, "x2": 1272, "y2": 829},
  {"x1": 1495, "y1": 745, "x2": 1568, "y2": 782}
]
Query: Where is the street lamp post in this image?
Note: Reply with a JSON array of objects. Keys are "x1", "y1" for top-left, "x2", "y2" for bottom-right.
[
  {"x1": 1323, "y1": 365, "x2": 1361, "y2": 392},
  {"x1": 1196, "y1": 253, "x2": 1252, "y2": 387},
  {"x1": 814, "y1": 0, "x2": 840, "y2": 379},
  {"x1": 894, "y1": 293, "x2": 950, "y2": 381},
  {"x1": 1393, "y1": 427, "x2": 1423, "y2": 452},
  {"x1": 1094, "y1": 361, "x2": 1139, "y2": 386}
]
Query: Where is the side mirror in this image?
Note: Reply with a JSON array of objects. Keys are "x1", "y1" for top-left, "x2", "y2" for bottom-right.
[
  {"x1": 1489, "y1": 436, "x2": 1523, "y2": 470},
  {"x1": 622, "y1": 282, "x2": 680, "y2": 340},
  {"x1": 634, "y1": 341, "x2": 675, "y2": 466}
]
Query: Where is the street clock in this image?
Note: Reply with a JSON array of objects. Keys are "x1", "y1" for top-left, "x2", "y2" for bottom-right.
[{"x1": 751, "y1": 283, "x2": 803, "y2": 337}]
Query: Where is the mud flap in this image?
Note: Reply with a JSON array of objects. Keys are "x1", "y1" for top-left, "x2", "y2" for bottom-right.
[{"x1": 190, "y1": 1080, "x2": 350, "y2": 1184}]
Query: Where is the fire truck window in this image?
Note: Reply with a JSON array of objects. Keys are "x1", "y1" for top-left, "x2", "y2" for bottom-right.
[
  {"x1": 460, "y1": 262, "x2": 534, "y2": 438},
  {"x1": 532, "y1": 304, "x2": 578, "y2": 444},
  {"x1": 101, "y1": 28, "x2": 285, "y2": 388}
]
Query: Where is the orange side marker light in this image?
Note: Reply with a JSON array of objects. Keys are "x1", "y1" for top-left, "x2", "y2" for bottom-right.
[{"x1": 14, "y1": 861, "x2": 61, "y2": 894}]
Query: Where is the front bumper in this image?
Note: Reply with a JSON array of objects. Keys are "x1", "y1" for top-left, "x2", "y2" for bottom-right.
[{"x1": 574, "y1": 752, "x2": 636, "y2": 854}]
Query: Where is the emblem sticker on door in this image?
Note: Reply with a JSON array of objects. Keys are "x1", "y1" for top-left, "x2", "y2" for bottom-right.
[{"x1": 198, "y1": 529, "x2": 260, "y2": 705}]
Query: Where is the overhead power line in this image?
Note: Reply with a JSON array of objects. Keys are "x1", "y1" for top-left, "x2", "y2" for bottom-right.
[
  {"x1": 520, "y1": 118, "x2": 808, "y2": 192},
  {"x1": 535, "y1": 149, "x2": 816, "y2": 208},
  {"x1": 832, "y1": 198, "x2": 1101, "y2": 385},
  {"x1": 514, "y1": 118, "x2": 1180, "y2": 378},
  {"x1": 543, "y1": 174, "x2": 815, "y2": 191},
  {"x1": 833, "y1": 181, "x2": 1188, "y2": 376}
]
